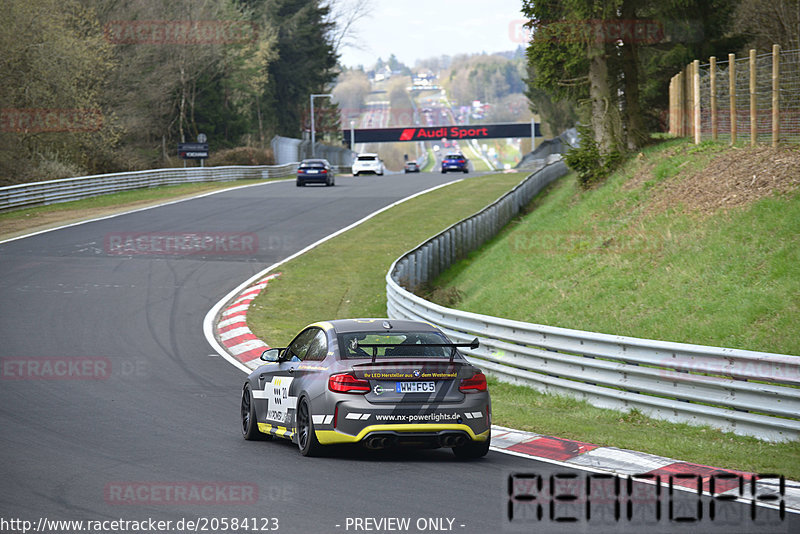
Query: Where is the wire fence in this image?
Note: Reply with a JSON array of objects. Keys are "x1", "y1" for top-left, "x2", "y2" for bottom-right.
[{"x1": 670, "y1": 46, "x2": 800, "y2": 145}]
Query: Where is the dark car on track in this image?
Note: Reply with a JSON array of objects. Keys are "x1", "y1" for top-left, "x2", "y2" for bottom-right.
[
  {"x1": 296, "y1": 159, "x2": 335, "y2": 187},
  {"x1": 404, "y1": 161, "x2": 420, "y2": 173},
  {"x1": 441, "y1": 153, "x2": 468, "y2": 174},
  {"x1": 240, "y1": 319, "x2": 491, "y2": 458}
]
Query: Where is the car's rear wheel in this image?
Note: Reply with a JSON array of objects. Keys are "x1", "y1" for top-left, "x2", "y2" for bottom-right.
[
  {"x1": 452, "y1": 434, "x2": 490, "y2": 459},
  {"x1": 296, "y1": 398, "x2": 322, "y2": 456},
  {"x1": 296, "y1": 180, "x2": 303, "y2": 187},
  {"x1": 241, "y1": 383, "x2": 270, "y2": 441}
]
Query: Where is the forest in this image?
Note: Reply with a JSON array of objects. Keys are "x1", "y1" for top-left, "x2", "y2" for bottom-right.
[
  {"x1": 0, "y1": 0, "x2": 342, "y2": 185},
  {"x1": 523, "y1": 0, "x2": 799, "y2": 184}
]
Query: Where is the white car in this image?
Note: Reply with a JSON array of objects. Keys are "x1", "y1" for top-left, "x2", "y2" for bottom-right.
[{"x1": 352, "y1": 153, "x2": 384, "y2": 176}]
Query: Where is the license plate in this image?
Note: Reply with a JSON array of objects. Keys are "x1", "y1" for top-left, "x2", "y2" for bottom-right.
[
  {"x1": 307, "y1": 169, "x2": 318, "y2": 174},
  {"x1": 396, "y1": 381, "x2": 435, "y2": 393}
]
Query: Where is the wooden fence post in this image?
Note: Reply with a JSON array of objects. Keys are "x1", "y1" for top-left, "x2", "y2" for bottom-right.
[
  {"x1": 710, "y1": 56, "x2": 717, "y2": 141},
  {"x1": 729, "y1": 53, "x2": 736, "y2": 145},
  {"x1": 750, "y1": 49, "x2": 757, "y2": 147},
  {"x1": 773, "y1": 44, "x2": 780, "y2": 147},
  {"x1": 693, "y1": 59, "x2": 701, "y2": 144}
]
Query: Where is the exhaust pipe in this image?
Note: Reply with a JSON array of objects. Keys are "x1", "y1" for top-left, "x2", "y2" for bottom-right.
[
  {"x1": 365, "y1": 435, "x2": 397, "y2": 449},
  {"x1": 365, "y1": 436, "x2": 386, "y2": 449},
  {"x1": 440, "y1": 433, "x2": 468, "y2": 448}
]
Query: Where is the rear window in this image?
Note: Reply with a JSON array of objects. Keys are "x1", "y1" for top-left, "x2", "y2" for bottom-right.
[
  {"x1": 445, "y1": 154, "x2": 463, "y2": 160},
  {"x1": 339, "y1": 331, "x2": 453, "y2": 359},
  {"x1": 357, "y1": 155, "x2": 377, "y2": 161}
]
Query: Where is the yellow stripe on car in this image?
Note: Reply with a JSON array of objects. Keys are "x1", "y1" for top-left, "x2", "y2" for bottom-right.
[
  {"x1": 314, "y1": 424, "x2": 489, "y2": 445},
  {"x1": 258, "y1": 423, "x2": 296, "y2": 439}
]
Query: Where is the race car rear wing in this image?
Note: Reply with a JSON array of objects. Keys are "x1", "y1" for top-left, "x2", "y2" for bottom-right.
[{"x1": 353, "y1": 338, "x2": 479, "y2": 363}]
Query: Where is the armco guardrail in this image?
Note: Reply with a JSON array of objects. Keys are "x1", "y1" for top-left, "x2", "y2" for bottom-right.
[
  {"x1": 0, "y1": 163, "x2": 349, "y2": 213},
  {"x1": 387, "y1": 162, "x2": 800, "y2": 442}
]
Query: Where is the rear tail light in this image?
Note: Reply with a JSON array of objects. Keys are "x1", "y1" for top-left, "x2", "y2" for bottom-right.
[
  {"x1": 320, "y1": 169, "x2": 328, "y2": 173},
  {"x1": 328, "y1": 373, "x2": 370, "y2": 394},
  {"x1": 459, "y1": 372, "x2": 487, "y2": 393}
]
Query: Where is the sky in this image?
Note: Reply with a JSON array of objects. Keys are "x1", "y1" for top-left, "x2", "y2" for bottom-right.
[{"x1": 336, "y1": 0, "x2": 528, "y2": 68}]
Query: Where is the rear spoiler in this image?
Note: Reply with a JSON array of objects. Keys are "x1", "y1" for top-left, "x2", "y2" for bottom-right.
[{"x1": 353, "y1": 338, "x2": 479, "y2": 363}]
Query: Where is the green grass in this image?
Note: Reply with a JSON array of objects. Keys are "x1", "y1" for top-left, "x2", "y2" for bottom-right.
[
  {"x1": 490, "y1": 377, "x2": 800, "y2": 479},
  {"x1": 421, "y1": 149, "x2": 436, "y2": 173},
  {"x1": 247, "y1": 172, "x2": 528, "y2": 345},
  {"x1": 431, "y1": 139, "x2": 800, "y2": 356},
  {"x1": 461, "y1": 142, "x2": 492, "y2": 172}
]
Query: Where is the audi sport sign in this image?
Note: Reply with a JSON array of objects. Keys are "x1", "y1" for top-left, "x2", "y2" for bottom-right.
[{"x1": 343, "y1": 122, "x2": 540, "y2": 146}]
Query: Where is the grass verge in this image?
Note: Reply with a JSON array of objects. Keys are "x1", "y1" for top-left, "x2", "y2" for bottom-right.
[
  {"x1": 0, "y1": 178, "x2": 282, "y2": 241},
  {"x1": 431, "y1": 138, "x2": 800, "y2": 355},
  {"x1": 421, "y1": 149, "x2": 436, "y2": 173},
  {"x1": 247, "y1": 172, "x2": 528, "y2": 344},
  {"x1": 461, "y1": 142, "x2": 492, "y2": 172}
]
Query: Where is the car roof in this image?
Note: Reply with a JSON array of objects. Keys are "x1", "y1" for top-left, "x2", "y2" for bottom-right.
[
  {"x1": 444, "y1": 153, "x2": 464, "y2": 158},
  {"x1": 356, "y1": 153, "x2": 378, "y2": 157},
  {"x1": 315, "y1": 318, "x2": 441, "y2": 335},
  {"x1": 300, "y1": 159, "x2": 329, "y2": 165}
]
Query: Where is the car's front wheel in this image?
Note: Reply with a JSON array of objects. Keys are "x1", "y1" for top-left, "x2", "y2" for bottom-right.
[
  {"x1": 296, "y1": 398, "x2": 322, "y2": 456},
  {"x1": 452, "y1": 434, "x2": 490, "y2": 459},
  {"x1": 241, "y1": 383, "x2": 270, "y2": 441}
]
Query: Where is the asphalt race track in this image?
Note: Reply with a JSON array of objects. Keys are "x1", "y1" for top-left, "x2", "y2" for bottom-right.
[{"x1": 0, "y1": 173, "x2": 794, "y2": 534}]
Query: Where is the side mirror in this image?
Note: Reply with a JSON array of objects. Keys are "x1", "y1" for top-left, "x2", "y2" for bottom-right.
[{"x1": 260, "y1": 348, "x2": 282, "y2": 362}]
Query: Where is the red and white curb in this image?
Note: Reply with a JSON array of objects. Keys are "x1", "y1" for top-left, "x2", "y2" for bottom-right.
[
  {"x1": 214, "y1": 272, "x2": 281, "y2": 367},
  {"x1": 492, "y1": 425, "x2": 800, "y2": 512}
]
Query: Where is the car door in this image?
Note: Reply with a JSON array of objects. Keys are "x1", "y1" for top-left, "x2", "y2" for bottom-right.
[{"x1": 255, "y1": 328, "x2": 317, "y2": 428}]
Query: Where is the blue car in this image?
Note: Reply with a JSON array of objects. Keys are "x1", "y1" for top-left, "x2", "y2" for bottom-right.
[
  {"x1": 297, "y1": 159, "x2": 335, "y2": 187},
  {"x1": 441, "y1": 153, "x2": 468, "y2": 174}
]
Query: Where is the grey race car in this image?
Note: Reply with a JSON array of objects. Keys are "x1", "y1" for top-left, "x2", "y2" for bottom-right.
[{"x1": 240, "y1": 319, "x2": 491, "y2": 458}]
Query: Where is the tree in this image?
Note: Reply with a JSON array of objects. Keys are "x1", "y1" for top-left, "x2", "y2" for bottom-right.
[
  {"x1": 332, "y1": 68, "x2": 371, "y2": 118},
  {"x1": 523, "y1": 0, "x2": 747, "y2": 181},
  {"x1": 0, "y1": 0, "x2": 118, "y2": 183},
  {"x1": 259, "y1": 0, "x2": 339, "y2": 137},
  {"x1": 733, "y1": 0, "x2": 800, "y2": 52},
  {"x1": 326, "y1": 0, "x2": 373, "y2": 54}
]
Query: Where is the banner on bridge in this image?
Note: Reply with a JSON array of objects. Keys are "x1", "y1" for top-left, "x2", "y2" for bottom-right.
[{"x1": 343, "y1": 122, "x2": 540, "y2": 147}]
